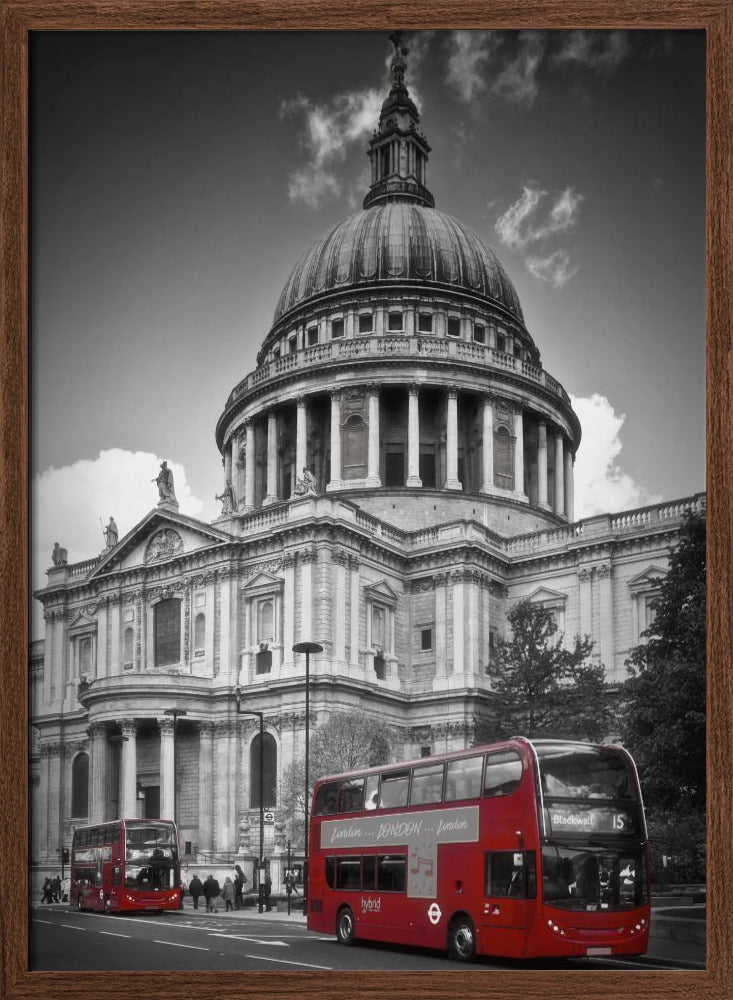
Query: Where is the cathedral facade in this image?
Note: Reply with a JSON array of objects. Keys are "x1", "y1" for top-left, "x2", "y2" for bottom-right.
[{"x1": 30, "y1": 40, "x2": 704, "y2": 888}]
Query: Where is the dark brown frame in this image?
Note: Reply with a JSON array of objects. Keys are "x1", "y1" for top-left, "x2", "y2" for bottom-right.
[{"x1": 1, "y1": 3, "x2": 730, "y2": 999}]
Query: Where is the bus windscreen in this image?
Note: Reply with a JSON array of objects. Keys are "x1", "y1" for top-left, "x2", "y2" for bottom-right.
[{"x1": 535, "y1": 744, "x2": 638, "y2": 801}]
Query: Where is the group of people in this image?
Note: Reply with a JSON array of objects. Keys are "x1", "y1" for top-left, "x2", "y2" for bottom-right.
[
  {"x1": 184, "y1": 864, "x2": 273, "y2": 912},
  {"x1": 40, "y1": 876, "x2": 65, "y2": 903}
]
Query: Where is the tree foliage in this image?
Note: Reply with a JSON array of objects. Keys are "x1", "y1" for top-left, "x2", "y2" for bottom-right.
[
  {"x1": 280, "y1": 711, "x2": 392, "y2": 848},
  {"x1": 482, "y1": 599, "x2": 611, "y2": 742},
  {"x1": 621, "y1": 512, "x2": 706, "y2": 815}
]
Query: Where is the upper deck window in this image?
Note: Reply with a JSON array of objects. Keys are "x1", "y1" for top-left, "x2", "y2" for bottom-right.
[
  {"x1": 314, "y1": 782, "x2": 339, "y2": 816},
  {"x1": 536, "y1": 744, "x2": 637, "y2": 801},
  {"x1": 444, "y1": 755, "x2": 483, "y2": 801},
  {"x1": 379, "y1": 770, "x2": 410, "y2": 809},
  {"x1": 483, "y1": 750, "x2": 523, "y2": 797}
]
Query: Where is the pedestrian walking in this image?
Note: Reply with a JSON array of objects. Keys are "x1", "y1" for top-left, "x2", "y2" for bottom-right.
[
  {"x1": 234, "y1": 864, "x2": 247, "y2": 909},
  {"x1": 203, "y1": 874, "x2": 221, "y2": 913},
  {"x1": 188, "y1": 874, "x2": 203, "y2": 910},
  {"x1": 51, "y1": 876, "x2": 62, "y2": 902},
  {"x1": 223, "y1": 877, "x2": 235, "y2": 912},
  {"x1": 41, "y1": 878, "x2": 53, "y2": 904},
  {"x1": 263, "y1": 869, "x2": 272, "y2": 912}
]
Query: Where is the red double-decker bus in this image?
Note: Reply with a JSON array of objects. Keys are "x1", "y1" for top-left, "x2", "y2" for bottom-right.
[
  {"x1": 71, "y1": 818, "x2": 181, "y2": 914},
  {"x1": 307, "y1": 738, "x2": 650, "y2": 961}
]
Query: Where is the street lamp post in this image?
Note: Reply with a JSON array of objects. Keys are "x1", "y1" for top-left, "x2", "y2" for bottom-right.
[
  {"x1": 235, "y1": 688, "x2": 266, "y2": 914},
  {"x1": 163, "y1": 708, "x2": 187, "y2": 824},
  {"x1": 292, "y1": 640, "x2": 323, "y2": 908}
]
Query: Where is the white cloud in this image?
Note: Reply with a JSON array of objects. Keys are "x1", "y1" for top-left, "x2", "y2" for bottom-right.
[
  {"x1": 525, "y1": 249, "x2": 578, "y2": 288},
  {"x1": 495, "y1": 184, "x2": 583, "y2": 286},
  {"x1": 493, "y1": 31, "x2": 545, "y2": 107},
  {"x1": 446, "y1": 30, "x2": 496, "y2": 103},
  {"x1": 31, "y1": 449, "x2": 203, "y2": 638},
  {"x1": 553, "y1": 31, "x2": 630, "y2": 73},
  {"x1": 572, "y1": 394, "x2": 661, "y2": 518},
  {"x1": 280, "y1": 88, "x2": 383, "y2": 208}
]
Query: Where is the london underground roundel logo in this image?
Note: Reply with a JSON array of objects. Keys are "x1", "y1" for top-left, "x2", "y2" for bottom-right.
[{"x1": 428, "y1": 902, "x2": 442, "y2": 925}]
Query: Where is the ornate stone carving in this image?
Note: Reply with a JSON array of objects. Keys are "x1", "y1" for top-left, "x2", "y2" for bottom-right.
[
  {"x1": 331, "y1": 548, "x2": 349, "y2": 566},
  {"x1": 158, "y1": 716, "x2": 176, "y2": 734},
  {"x1": 145, "y1": 529, "x2": 184, "y2": 564}
]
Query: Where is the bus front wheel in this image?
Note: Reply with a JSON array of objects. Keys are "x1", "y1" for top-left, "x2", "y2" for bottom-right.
[
  {"x1": 103, "y1": 896, "x2": 111, "y2": 915},
  {"x1": 76, "y1": 894, "x2": 84, "y2": 912},
  {"x1": 336, "y1": 906, "x2": 355, "y2": 946},
  {"x1": 448, "y1": 914, "x2": 476, "y2": 962}
]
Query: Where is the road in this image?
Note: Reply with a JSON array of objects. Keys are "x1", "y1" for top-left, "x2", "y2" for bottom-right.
[{"x1": 30, "y1": 905, "x2": 705, "y2": 972}]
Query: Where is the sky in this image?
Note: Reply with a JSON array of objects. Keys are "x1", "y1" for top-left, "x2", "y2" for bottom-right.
[{"x1": 30, "y1": 30, "x2": 705, "y2": 638}]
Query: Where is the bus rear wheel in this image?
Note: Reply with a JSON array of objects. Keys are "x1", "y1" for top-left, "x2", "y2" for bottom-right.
[
  {"x1": 336, "y1": 906, "x2": 355, "y2": 946},
  {"x1": 448, "y1": 915, "x2": 476, "y2": 962},
  {"x1": 103, "y1": 896, "x2": 111, "y2": 915},
  {"x1": 76, "y1": 894, "x2": 84, "y2": 912}
]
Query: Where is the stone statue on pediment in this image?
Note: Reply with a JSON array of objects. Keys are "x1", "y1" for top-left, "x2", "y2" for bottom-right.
[{"x1": 51, "y1": 542, "x2": 68, "y2": 566}]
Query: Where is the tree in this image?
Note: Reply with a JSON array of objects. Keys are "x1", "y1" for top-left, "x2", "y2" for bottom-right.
[
  {"x1": 482, "y1": 599, "x2": 611, "y2": 742},
  {"x1": 280, "y1": 711, "x2": 392, "y2": 848},
  {"x1": 621, "y1": 512, "x2": 706, "y2": 816}
]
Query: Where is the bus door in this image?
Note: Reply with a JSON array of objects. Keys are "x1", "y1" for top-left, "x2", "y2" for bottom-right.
[{"x1": 481, "y1": 850, "x2": 536, "y2": 958}]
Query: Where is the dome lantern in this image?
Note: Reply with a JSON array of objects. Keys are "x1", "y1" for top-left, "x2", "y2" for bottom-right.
[{"x1": 363, "y1": 32, "x2": 435, "y2": 210}]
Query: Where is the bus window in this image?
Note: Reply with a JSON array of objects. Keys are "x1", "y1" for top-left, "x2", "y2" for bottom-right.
[
  {"x1": 410, "y1": 763, "x2": 444, "y2": 805},
  {"x1": 445, "y1": 755, "x2": 483, "y2": 801},
  {"x1": 325, "y1": 857, "x2": 335, "y2": 889},
  {"x1": 338, "y1": 778, "x2": 365, "y2": 813},
  {"x1": 314, "y1": 782, "x2": 339, "y2": 815},
  {"x1": 335, "y1": 857, "x2": 362, "y2": 890},
  {"x1": 483, "y1": 750, "x2": 522, "y2": 797},
  {"x1": 486, "y1": 851, "x2": 536, "y2": 898},
  {"x1": 364, "y1": 774, "x2": 379, "y2": 810},
  {"x1": 379, "y1": 770, "x2": 410, "y2": 809},
  {"x1": 362, "y1": 856, "x2": 376, "y2": 890},
  {"x1": 377, "y1": 855, "x2": 406, "y2": 892}
]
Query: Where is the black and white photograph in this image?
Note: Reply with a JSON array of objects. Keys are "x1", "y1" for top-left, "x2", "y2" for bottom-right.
[{"x1": 26, "y1": 27, "x2": 707, "y2": 976}]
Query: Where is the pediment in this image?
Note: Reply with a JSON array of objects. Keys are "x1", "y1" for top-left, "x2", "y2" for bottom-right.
[
  {"x1": 526, "y1": 586, "x2": 568, "y2": 606},
  {"x1": 242, "y1": 571, "x2": 283, "y2": 594},
  {"x1": 364, "y1": 579, "x2": 398, "y2": 604},
  {"x1": 67, "y1": 611, "x2": 97, "y2": 633},
  {"x1": 627, "y1": 565, "x2": 666, "y2": 592},
  {"x1": 89, "y1": 509, "x2": 232, "y2": 578}
]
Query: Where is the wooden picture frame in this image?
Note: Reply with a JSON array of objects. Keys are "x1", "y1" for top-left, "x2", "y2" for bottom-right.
[{"x1": 1, "y1": 3, "x2": 730, "y2": 999}]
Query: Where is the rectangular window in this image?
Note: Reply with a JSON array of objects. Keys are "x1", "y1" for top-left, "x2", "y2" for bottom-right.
[
  {"x1": 420, "y1": 628, "x2": 433, "y2": 651},
  {"x1": 445, "y1": 755, "x2": 483, "y2": 802},
  {"x1": 388, "y1": 311, "x2": 403, "y2": 332},
  {"x1": 331, "y1": 319, "x2": 344, "y2": 339},
  {"x1": 420, "y1": 746, "x2": 432, "y2": 758},
  {"x1": 447, "y1": 317, "x2": 461, "y2": 337},
  {"x1": 364, "y1": 774, "x2": 380, "y2": 810},
  {"x1": 273, "y1": 346, "x2": 281, "y2": 359},
  {"x1": 314, "y1": 783, "x2": 339, "y2": 816},
  {"x1": 377, "y1": 855, "x2": 406, "y2": 893},
  {"x1": 289, "y1": 337, "x2": 297, "y2": 354},
  {"x1": 483, "y1": 750, "x2": 523, "y2": 797},
  {"x1": 419, "y1": 450, "x2": 436, "y2": 488},
  {"x1": 473, "y1": 323, "x2": 486, "y2": 344},
  {"x1": 496, "y1": 333, "x2": 506, "y2": 353},
  {"x1": 256, "y1": 649, "x2": 272, "y2": 674},
  {"x1": 385, "y1": 450, "x2": 405, "y2": 487},
  {"x1": 379, "y1": 770, "x2": 410, "y2": 809},
  {"x1": 154, "y1": 599, "x2": 181, "y2": 667},
  {"x1": 338, "y1": 778, "x2": 365, "y2": 814},
  {"x1": 418, "y1": 313, "x2": 433, "y2": 333},
  {"x1": 362, "y1": 856, "x2": 376, "y2": 890},
  {"x1": 358, "y1": 313, "x2": 373, "y2": 334},
  {"x1": 307, "y1": 326, "x2": 318, "y2": 346},
  {"x1": 336, "y1": 857, "x2": 362, "y2": 891},
  {"x1": 410, "y1": 762, "x2": 444, "y2": 805},
  {"x1": 486, "y1": 851, "x2": 536, "y2": 899}
]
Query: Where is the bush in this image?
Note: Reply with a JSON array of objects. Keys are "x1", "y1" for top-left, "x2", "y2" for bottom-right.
[{"x1": 647, "y1": 812, "x2": 706, "y2": 885}]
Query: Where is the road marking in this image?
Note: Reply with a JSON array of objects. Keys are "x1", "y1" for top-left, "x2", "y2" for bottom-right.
[
  {"x1": 153, "y1": 940, "x2": 210, "y2": 951},
  {"x1": 60, "y1": 924, "x2": 86, "y2": 931},
  {"x1": 99, "y1": 932, "x2": 132, "y2": 938},
  {"x1": 32, "y1": 919, "x2": 53, "y2": 925},
  {"x1": 244, "y1": 954, "x2": 332, "y2": 970},
  {"x1": 209, "y1": 933, "x2": 288, "y2": 947}
]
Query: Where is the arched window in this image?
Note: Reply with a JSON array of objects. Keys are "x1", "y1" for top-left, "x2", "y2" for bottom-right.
[
  {"x1": 372, "y1": 606, "x2": 386, "y2": 649},
  {"x1": 494, "y1": 424, "x2": 515, "y2": 491},
  {"x1": 155, "y1": 598, "x2": 182, "y2": 666},
  {"x1": 123, "y1": 627, "x2": 134, "y2": 669},
  {"x1": 71, "y1": 752, "x2": 89, "y2": 818},
  {"x1": 194, "y1": 612, "x2": 206, "y2": 655},
  {"x1": 258, "y1": 600, "x2": 274, "y2": 642},
  {"x1": 250, "y1": 732, "x2": 277, "y2": 809},
  {"x1": 342, "y1": 413, "x2": 367, "y2": 480}
]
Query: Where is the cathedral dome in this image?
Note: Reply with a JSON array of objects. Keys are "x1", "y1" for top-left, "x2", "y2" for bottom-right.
[{"x1": 272, "y1": 203, "x2": 524, "y2": 328}]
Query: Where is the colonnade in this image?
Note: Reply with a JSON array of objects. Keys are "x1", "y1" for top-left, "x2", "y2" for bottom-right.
[{"x1": 225, "y1": 385, "x2": 575, "y2": 520}]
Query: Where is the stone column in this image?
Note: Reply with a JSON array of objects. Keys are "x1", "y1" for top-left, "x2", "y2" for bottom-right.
[
  {"x1": 432, "y1": 574, "x2": 449, "y2": 688},
  {"x1": 327, "y1": 392, "x2": 342, "y2": 490},
  {"x1": 219, "y1": 570, "x2": 232, "y2": 680},
  {"x1": 407, "y1": 385, "x2": 422, "y2": 487},
  {"x1": 264, "y1": 410, "x2": 278, "y2": 505},
  {"x1": 445, "y1": 390, "x2": 462, "y2": 490},
  {"x1": 295, "y1": 396, "x2": 307, "y2": 479},
  {"x1": 197, "y1": 722, "x2": 215, "y2": 854},
  {"x1": 38, "y1": 747, "x2": 51, "y2": 857},
  {"x1": 244, "y1": 420, "x2": 255, "y2": 512},
  {"x1": 367, "y1": 386, "x2": 381, "y2": 487},
  {"x1": 282, "y1": 554, "x2": 296, "y2": 671},
  {"x1": 598, "y1": 563, "x2": 614, "y2": 675},
  {"x1": 513, "y1": 408, "x2": 525, "y2": 497},
  {"x1": 481, "y1": 396, "x2": 494, "y2": 492},
  {"x1": 465, "y1": 572, "x2": 479, "y2": 675},
  {"x1": 109, "y1": 597, "x2": 121, "y2": 675},
  {"x1": 159, "y1": 716, "x2": 176, "y2": 821},
  {"x1": 332, "y1": 551, "x2": 347, "y2": 664},
  {"x1": 224, "y1": 439, "x2": 233, "y2": 492},
  {"x1": 88, "y1": 723, "x2": 110, "y2": 825},
  {"x1": 578, "y1": 568, "x2": 592, "y2": 639},
  {"x1": 565, "y1": 446, "x2": 575, "y2": 522},
  {"x1": 451, "y1": 570, "x2": 465, "y2": 673},
  {"x1": 213, "y1": 721, "x2": 234, "y2": 852},
  {"x1": 299, "y1": 548, "x2": 317, "y2": 640},
  {"x1": 119, "y1": 719, "x2": 138, "y2": 818},
  {"x1": 537, "y1": 420, "x2": 549, "y2": 508},
  {"x1": 554, "y1": 431, "x2": 565, "y2": 516},
  {"x1": 47, "y1": 745, "x2": 62, "y2": 859}
]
